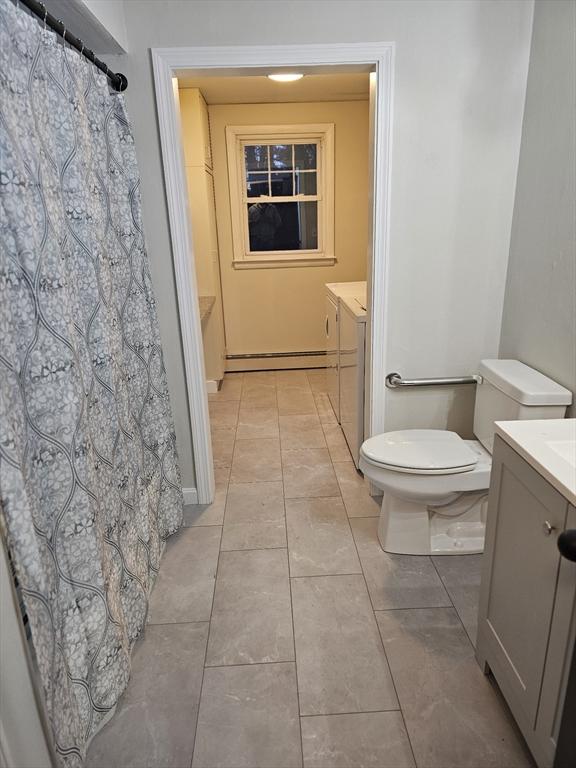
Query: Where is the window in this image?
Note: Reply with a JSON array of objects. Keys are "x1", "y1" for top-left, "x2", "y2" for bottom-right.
[{"x1": 225, "y1": 124, "x2": 335, "y2": 267}]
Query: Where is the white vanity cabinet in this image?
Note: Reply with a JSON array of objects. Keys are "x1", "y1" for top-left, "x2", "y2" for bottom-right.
[{"x1": 477, "y1": 433, "x2": 576, "y2": 768}]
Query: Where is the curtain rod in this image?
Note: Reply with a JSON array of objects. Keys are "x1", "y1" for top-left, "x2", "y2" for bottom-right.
[{"x1": 18, "y1": 0, "x2": 128, "y2": 91}]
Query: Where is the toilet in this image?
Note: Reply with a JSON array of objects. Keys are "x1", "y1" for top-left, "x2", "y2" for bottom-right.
[{"x1": 359, "y1": 360, "x2": 572, "y2": 556}]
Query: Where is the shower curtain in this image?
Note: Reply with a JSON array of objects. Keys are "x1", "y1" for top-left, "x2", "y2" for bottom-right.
[{"x1": 0, "y1": 1, "x2": 183, "y2": 765}]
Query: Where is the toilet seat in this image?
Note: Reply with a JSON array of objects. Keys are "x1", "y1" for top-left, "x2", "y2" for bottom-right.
[{"x1": 361, "y1": 429, "x2": 479, "y2": 475}]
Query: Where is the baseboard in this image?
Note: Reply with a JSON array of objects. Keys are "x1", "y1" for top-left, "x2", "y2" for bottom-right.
[
  {"x1": 182, "y1": 487, "x2": 199, "y2": 505},
  {"x1": 226, "y1": 354, "x2": 326, "y2": 372},
  {"x1": 205, "y1": 380, "x2": 220, "y2": 393}
]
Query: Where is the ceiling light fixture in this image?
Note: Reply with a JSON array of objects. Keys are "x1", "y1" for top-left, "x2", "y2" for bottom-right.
[{"x1": 267, "y1": 73, "x2": 304, "y2": 83}]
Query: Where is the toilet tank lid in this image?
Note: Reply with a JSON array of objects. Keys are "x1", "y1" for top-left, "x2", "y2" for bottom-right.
[{"x1": 479, "y1": 360, "x2": 573, "y2": 406}]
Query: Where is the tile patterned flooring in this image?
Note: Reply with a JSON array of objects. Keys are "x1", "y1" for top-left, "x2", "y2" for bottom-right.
[{"x1": 87, "y1": 370, "x2": 533, "y2": 768}]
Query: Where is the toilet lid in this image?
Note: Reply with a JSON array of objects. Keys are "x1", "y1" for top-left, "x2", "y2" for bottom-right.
[{"x1": 361, "y1": 430, "x2": 479, "y2": 473}]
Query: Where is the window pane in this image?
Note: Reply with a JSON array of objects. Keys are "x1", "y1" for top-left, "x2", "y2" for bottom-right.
[
  {"x1": 295, "y1": 143, "x2": 317, "y2": 170},
  {"x1": 270, "y1": 144, "x2": 293, "y2": 170},
  {"x1": 247, "y1": 201, "x2": 318, "y2": 252},
  {"x1": 244, "y1": 145, "x2": 269, "y2": 171},
  {"x1": 271, "y1": 172, "x2": 293, "y2": 196},
  {"x1": 295, "y1": 171, "x2": 317, "y2": 195},
  {"x1": 246, "y1": 172, "x2": 269, "y2": 198}
]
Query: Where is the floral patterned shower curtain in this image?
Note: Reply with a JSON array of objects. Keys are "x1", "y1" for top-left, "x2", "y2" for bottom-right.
[{"x1": 0, "y1": 1, "x2": 183, "y2": 765}]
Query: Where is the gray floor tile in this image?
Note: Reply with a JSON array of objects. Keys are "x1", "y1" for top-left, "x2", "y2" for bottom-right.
[
  {"x1": 211, "y1": 427, "x2": 236, "y2": 468},
  {"x1": 280, "y1": 413, "x2": 327, "y2": 449},
  {"x1": 209, "y1": 400, "x2": 239, "y2": 429},
  {"x1": 206, "y1": 548, "x2": 294, "y2": 666},
  {"x1": 208, "y1": 375, "x2": 243, "y2": 402},
  {"x1": 236, "y1": 407, "x2": 279, "y2": 439},
  {"x1": 193, "y1": 662, "x2": 302, "y2": 768},
  {"x1": 276, "y1": 369, "x2": 311, "y2": 388},
  {"x1": 282, "y1": 448, "x2": 340, "y2": 498},
  {"x1": 286, "y1": 497, "x2": 361, "y2": 577},
  {"x1": 243, "y1": 370, "x2": 276, "y2": 386},
  {"x1": 87, "y1": 623, "x2": 208, "y2": 768},
  {"x1": 351, "y1": 518, "x2": 452, "y2": 610},
  {"x1": 241, "y1": 380, "x2": 278, "y2": 408},
  {"x1": 301, "y1": 711, "x2": 415, "y2": 768},
  {"x1": 333, "y1": 462, "x2": 381, "y2": 517},
  {"x1": 432, "y1": 553, "x2": 483, "y2": 645},
  {"x1": 306, "y1": 370, "x2": 329, "y2": 393},
  {"x1": 292, "y1": 574, "x2": 399, "y2": 715},
  {"x1": 183, "y1": 467, "x2": 229, "y2": 527},
  {"x1": 183, "y1": 495, "x2": 225, "y2": 527},
  {"x1": 221, "y1": 481, "x2": 286, "y2": 551},
  {"x1": 278, "y1": 387, "x2": 318, "y2": 415},
  {"x1": 322, "y1": 423, "x2": 353, "y2": 463},
  {"x1": 313, "y1": 392, "x2": 338, "y2": 425},
  {"x1": 148, "y1": 527, "x2": 220, "y2": 623},
  {"x1": 230, "y1": 438, "x2": 282, "y2": 483},
  {"x1": 376, "y1": 607, "x2": 533, "y2": 768}
]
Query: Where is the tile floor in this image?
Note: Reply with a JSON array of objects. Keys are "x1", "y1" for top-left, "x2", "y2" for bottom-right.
[{"x1": 87, "y1": 369, "x2": 533, "y2": 768}]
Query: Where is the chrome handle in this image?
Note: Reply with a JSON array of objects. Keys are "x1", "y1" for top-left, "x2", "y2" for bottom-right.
[
  {"x1": 543, "y1": 521, "x2": 556, "y2": 536},
  {"x1": 385, "y1": 372, "x2": 483, "y2": 389},
  {"x1": 325, "y1": 316, "x2": 329, "y2": 336}
]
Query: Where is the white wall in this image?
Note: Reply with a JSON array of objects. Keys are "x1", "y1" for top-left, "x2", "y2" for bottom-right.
[
  {"x1": 44, "y1": 0, "x2": 127, "y2": 53},
  {"x1": 100, "y1": 0, "x2": 533, "y2": 486},
  {"x1": 499, "y1": 0, "x2": 576, "y2": 417}
]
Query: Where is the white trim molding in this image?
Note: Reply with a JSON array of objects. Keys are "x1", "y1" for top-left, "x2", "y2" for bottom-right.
[
  {"x1": 182, "y1": 487, "x2": 199, "y2": 505},
  {"x1": 152, "y1": 42, "x2": 394, "y2": 504}
]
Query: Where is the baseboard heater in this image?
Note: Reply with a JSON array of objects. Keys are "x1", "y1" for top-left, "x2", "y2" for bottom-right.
[{"x1": 226, "y1": 350, "x2": 326, "y2": 360}]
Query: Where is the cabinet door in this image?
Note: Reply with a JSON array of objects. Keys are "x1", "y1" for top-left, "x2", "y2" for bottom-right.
[
  {"x1": 478, "y1": 436, "x2": 568, "y2": 730},
  {"x1": 536, "y1": 504, "x2": 576, "y2": 765},
  {"x1": 325, "y1": 295, "x2": 339, "y2": 421}
]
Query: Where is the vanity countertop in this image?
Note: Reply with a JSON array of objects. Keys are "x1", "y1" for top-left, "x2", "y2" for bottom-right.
[{"x1": 495, "y1": 419, "x2": 576, "y2": 505}]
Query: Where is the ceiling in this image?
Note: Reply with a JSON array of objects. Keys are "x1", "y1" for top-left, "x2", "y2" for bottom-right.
[{"x1": 177, "y1": 73, "x2": 370, "y2": 105}]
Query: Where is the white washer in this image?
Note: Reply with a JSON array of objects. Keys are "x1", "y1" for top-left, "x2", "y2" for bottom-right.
[
  {"x1": 324, "y1": 282, "x2": 366, "y2": 426},
  {"x1": 339, "y1": 293, "x2": 367, "y2": 468}
]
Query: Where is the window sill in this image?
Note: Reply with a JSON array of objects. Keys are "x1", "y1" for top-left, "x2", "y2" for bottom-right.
[{"x1": 233, "y1": 256, "x2": 336, "y2": 270}]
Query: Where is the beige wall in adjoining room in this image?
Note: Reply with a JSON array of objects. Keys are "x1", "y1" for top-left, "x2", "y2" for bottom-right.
[{"x1": 208, "y1": 100, "x2": 369, "y2": 357}]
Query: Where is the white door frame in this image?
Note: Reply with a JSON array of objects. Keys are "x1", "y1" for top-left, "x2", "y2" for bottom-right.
[{"x1": 152, "y1": 43, "x2": 394, "y2": 504}]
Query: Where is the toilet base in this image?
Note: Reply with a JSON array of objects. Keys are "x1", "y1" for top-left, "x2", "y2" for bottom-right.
[{"x1": 377, "y1": 491, "x2": 488, "y2": 555}]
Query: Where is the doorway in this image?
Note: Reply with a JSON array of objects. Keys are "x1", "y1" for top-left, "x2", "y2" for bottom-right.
[{"x1": 152, "y1": 43, "x2": 394, "y2": 503}]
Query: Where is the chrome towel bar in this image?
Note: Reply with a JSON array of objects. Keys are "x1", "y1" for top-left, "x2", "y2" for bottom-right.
[{"x1": 385, "y1": 372, "x2": 483, "y2": 389}]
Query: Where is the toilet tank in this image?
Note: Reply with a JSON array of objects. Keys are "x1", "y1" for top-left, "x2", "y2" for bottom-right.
[{"x1": 473, "y1": 360, "x2": 572, "y2": 453}]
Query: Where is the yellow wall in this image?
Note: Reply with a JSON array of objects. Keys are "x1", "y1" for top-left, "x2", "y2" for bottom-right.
[
  {"x1": 209, "y1": 100, "x2": 370, "y2": 355},
  {"x1": 179, "y1": 88, "x2": 227, "y2": 382}
]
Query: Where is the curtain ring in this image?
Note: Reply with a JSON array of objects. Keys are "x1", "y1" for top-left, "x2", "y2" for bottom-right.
[
  {"x1": 79, "y1": 40, "x2": 85, "y2": 56},
  {"x1": 42, "y1": 5, "x2": 48, "y2": 29},
  {"x1": 62, "y1": 28, "x2": 67, "y2": 43}
]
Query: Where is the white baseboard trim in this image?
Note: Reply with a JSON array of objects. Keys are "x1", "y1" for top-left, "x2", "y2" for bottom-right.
[
  {"x1": 226, "y1": 354, "x2": 326, "y2": 372},
  {"x1": 205, "y1": 380, "x2": 219, "y2": 393},
  {"x1": 182, "y1": 487, "x2": 199, "y2": 505}
]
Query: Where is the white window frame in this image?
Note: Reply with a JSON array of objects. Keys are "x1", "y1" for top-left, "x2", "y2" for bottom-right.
[{"x1": 225, "y1": 124, "x2": 335, "y2": 268}]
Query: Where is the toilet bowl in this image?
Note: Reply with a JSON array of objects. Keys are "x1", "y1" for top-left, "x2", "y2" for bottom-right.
[
  {"x1": 359, "y1": 431, "x2": 491, "y2": 555},
  {"x1": 360, "y1": 360, "x2": 572, "y2": 556}
]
